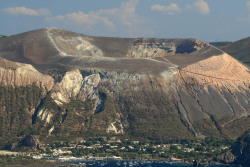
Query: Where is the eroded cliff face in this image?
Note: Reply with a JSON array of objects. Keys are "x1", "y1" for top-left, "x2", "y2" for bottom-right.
[
  {"x1": 127, "y1": 39, "x2": 209, "y2": 58},
  {"x1": 51, "y1": 69, "x2": 101, "y2": 106},
  {"x1": 0, "y1": 28, "x2": 249, "y2": 142},
  {"x1": 0, "y1": 57, "x2": 54, "y2": 91}
]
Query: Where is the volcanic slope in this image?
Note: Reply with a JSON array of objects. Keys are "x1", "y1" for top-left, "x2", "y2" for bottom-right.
[{"x1": 0, "y1": 28, "x2": 249, "y2": 143}]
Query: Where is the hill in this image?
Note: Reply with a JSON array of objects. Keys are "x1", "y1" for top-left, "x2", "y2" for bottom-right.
[
  {"x1": 233, "y1": 130, "x2": 250, "y2": 166},
  {"x1": 210, "y1": 37, "x2": 250, "y2": 66},
  {"x1": 215, "y1": 130, "x2": 250, "y2": 166},
  {"x1": 0, "y1": 28, "x2": 249, "y2": 147}
]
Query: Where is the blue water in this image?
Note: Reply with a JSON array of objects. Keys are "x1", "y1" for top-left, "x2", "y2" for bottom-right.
[{"x1": 69, "y1": 161, "x2": 236, "y2": 167}]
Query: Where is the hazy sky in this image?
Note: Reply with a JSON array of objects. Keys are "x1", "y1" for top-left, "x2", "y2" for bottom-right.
[{"x1": 1, "y1": 0, "x2": 250, "y2": 42}]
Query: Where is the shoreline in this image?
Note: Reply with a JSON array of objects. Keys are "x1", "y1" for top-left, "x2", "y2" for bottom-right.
[{"x1": 0, "y1": 158, "x2": 238, "y2": 167}]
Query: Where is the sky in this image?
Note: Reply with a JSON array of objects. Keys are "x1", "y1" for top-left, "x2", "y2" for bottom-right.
[{"x1": 0, "y1": 0, "x2": 250, "y2": 42}]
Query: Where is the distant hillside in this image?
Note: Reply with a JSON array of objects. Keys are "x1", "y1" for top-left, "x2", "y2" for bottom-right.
[
  {"x1": 0, "y1": 35, "x2": 6, "y2": 38},
  {"x1": 210, "y1": 41, "x2": 232, "y2": 47},
  {"x1": 210, "y1": 37, "x2": 250, "y2": 66}
]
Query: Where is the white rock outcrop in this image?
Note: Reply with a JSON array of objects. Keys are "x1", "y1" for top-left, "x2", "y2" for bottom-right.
[
  {"x1": 106, "y1": 122, "x2": 124, "y2": 134},
  {"x1": 48, "y1": 126, "x2": 54, "y2": 135},
  {"x1": 37, "y1": 108, "x2": 53, "y2": 124},
  {"x1": 51, "y1": 69, "x2": 101, "y2": 110}
]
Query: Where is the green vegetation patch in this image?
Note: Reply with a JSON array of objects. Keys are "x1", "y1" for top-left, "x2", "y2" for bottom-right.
[
  {"x1": 193, "y1": 117, "x2": 222, "y2": 138},
  {"x1": 0, "y1": 84, "x2": 44, "y2": 148},
  {"x1": 222, "y1": 116, "x2": 250, "y2": 138}
]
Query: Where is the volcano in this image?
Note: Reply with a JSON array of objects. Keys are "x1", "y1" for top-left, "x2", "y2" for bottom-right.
[{"x1": 0, "y1": 28, "x2": 249, "y2": 143}]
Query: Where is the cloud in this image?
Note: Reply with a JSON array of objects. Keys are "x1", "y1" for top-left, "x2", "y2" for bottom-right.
[
  {"x1": 46, "y1": 11, "x2": 114, "y2": 29},
  {"x1": 121, "y1": 0, "x2": 138, "y2": 14},
  {"x1": 238, "y1": 1, "x2": 250, "y2": 22},
  {"x1": 151, "y1": 1, "x2": 209, "y2": 15},
  {"x1": 98, "y1": 0, "x2": 153, "y2": 37},
  {"x1": 67, "y1": 11, "x2": 114, "y2": 28},
  {"x1": 247, "y1": 1, "x2": 250, "y2": 10},
  {"x1": 151, "y1": 3, "x2": 181, "y2": 15},
  {"x1": 194, "y1": 0, "x2": 210, "y2": 14},
  {"x1": 185, "y1": 5, "x2": 192, "y2": 10},
  {"x1": 98, "y1": 0, "x2": 140, "y2": 27},
  {"x1": 46, "y1": 0, "x2": 153, "y2": 37},
  {"x1": 46, "y1": 0, "x2": 140, "y2": 28},
  {"x1": 2, "y1": 6, "x2": 50, "y2": 16}
]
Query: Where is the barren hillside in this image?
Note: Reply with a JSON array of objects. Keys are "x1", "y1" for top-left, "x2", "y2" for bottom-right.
[{"x1": 0, "y1": 28, "x2": 249, "y2": 145}]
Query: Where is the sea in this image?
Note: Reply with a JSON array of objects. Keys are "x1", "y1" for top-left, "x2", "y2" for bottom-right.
[{"x1": 65, "y1": 161, "x2": 236, "y2": 167}]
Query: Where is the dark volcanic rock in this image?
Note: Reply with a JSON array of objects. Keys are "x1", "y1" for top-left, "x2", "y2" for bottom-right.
[
  {"x1": 232, "y1": 130, "x2": 250, "y2": 166},
  {"x1": 213, "y1": 150, "x2": 236, "y2": 164},
  {"x1": 20, "y1": 135, "x2": 41, "y2": 150},
  {"x1": 193, "y1": 159, "x2": 202, "y2": 166},
  {"x1": 214, "y1": 130, "x2": 250, "y2": 166}
]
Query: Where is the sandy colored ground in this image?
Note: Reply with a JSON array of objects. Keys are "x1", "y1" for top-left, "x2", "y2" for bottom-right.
[{"x1": 179, "y1": 53, "x2": 250, "y2": 91}]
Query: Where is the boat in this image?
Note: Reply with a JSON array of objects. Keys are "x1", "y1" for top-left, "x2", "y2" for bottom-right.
[
  {"x1": 128, "y1": 161, "x2": 134, "y2": 166},
  {"x1": 116, "y1": 161, "x2": 121, "y2": 166}
]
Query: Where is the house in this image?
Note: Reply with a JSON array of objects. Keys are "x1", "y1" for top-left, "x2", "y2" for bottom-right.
[
  {"x1": 95, "y1": 156, "x2": 107, "y2": 161},
  {"x1": 171, "y1": 158, "x2": 182, "y2": 162}
]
